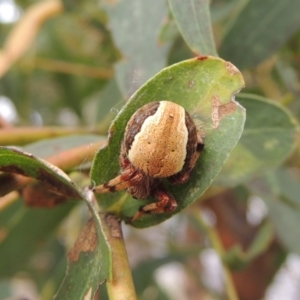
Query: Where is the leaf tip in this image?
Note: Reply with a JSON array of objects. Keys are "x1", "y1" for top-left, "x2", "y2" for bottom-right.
[{"x1": 225, "y1": 61, "x2": 241, "y2": 76}]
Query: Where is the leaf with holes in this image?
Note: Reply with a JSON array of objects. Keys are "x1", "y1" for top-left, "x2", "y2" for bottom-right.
[{"x1": 90, "y1": 56, "x2": 245, "y2": 228}]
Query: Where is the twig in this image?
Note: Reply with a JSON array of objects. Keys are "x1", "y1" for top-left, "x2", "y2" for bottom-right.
[
  {"x1": 0, "y1": 127, "x2": 103, "y2": 145},
  {"x1": 102, "y1": 214, "x2": 137, "y2": 300},
  {"x1": 26, "y1": 57, "x2": 114, "y2": 79}
]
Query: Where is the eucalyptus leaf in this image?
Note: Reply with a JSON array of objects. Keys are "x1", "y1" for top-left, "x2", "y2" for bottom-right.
[
  {"x1": 90, "y1": 56, "x2": 245, "y2": 228},
  {"x1": 216, "y1": 94, "x2": 298, "y2": 186},
  {"x1": 102, "y1": 0, "x2": 171, "y2": 96},
  {"x1": 0, "y1": 146, "x2": 81, "y2": 198},
  {"x1": 55, "y1": 204, "x2": 112, "y2": 300},
  {"x1": 219, "y1": 0, "x2": 300, "y2": 69},
  {"x1": 211, "y1": 0, "x2": 244, "y2": 23},
  {"x1": 168, "y1": 0, "x2": 218, "y2": 56},
  {"x1": 0, "y1": 147, "x2": 112, "y2": 299}
]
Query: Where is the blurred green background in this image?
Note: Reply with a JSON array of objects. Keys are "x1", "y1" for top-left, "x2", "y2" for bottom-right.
[{"x1": 1, "y1": 0, "x2": 300, "y2": 299}]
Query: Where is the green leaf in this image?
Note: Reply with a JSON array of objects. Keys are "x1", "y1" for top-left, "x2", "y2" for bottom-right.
[
  {"x1": 90, "y1": 56, "x2": 245, "y2": 228},
  {"x1": 248, "y1": 170, "x2": 300, "y2": 255},
  {"x1": 0, "y1": 147, "x2": 81, "y2": 198},
  {"x1": 158, "y1": 15, "x2": 179, "y2": 45},
  {"x1": 168, "y1": 0, "x2": 218, "y2": 56},
  {"x1": 211, "y1": 0, "x2": 244, "y2": 23},
  {"x1": 219, "y1": 0, "x2": 300, "y2": 69},
  {"x1": 0, "y1": 147, "x2": 112, "y2": 299},
  {"x1": 55, "y1": 206, "x2": 112, "y2": 300},
  {"x1": 216, "y1": 94, "x2": 298, "y2": 186},
  {"x1": 102, "y1": 0, "x2": 171, "y2": 96}
]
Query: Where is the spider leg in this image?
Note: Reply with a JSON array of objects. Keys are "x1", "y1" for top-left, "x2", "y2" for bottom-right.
[
  {"x1": 92, "y1": 167, "x2": 143, "y2": 194},
  {"x1": 131, "y1": 184, "x2": 177, "y2": 222}
]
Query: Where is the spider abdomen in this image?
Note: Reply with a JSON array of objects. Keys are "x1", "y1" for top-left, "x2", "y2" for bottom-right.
[
  {"x1": 124, "y1": 101, "x2": 197, "y2": 178},
  {"x1": 93, "y1": 100, "x2": 204, "y2": 221}
]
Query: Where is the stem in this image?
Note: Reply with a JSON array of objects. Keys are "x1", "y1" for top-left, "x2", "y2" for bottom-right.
[
  {"x1": 26, "y1": 57, "x2": 114, "y2": 79},
  {"x1": 102, "y1": 214, "x2": 137, "y2": 300},
  {"x1": 191, "y1": 209, "x2": 239, "y2": 300},
  {"x1": 0, "y1": 127, "x2": 103, "y2": 145}
]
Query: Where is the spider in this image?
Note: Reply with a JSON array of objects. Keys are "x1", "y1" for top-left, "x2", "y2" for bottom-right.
[{"x1": 92, "y1": 101, "x2": 204, "y2": 222}]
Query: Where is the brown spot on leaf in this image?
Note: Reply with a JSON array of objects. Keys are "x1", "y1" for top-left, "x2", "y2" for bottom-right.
[
  {"x1": 22, "y1": 181, "x2": 69, "y2": 208},
  {"x1": 225, "y1": 61, "x2": 239, "y2": 76},
  {"x1": 37, "y1": 168, "x2": 81, "y2": 199},
  {"x1": 211, "y1": 95, "x2": 221, "y2": 129},
  {"x1": 0, "y1": 165, "x2": 27, "y2": 176},
  {"x1": 105, "y1": 214, "x2": 122, "y2": 239},
  {"x1": 211, "y1": 95, "x2": 237, "y2": 129},
  {"x1": 219, "y1": 102, "x2": 237, "y2": 118},
  {"x1": 196, "y1": 55, "x2": 208, "y2": 61},
  {"x1": 68, "y1": 219, "x2": 98, "y2": 262},
  {"x1": 189, "y1": 80, "x2": 195, "y2": 88}
]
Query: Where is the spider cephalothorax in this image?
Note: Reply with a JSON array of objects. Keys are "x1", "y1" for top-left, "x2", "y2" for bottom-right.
[{"x1": 92, "y1": 101, "x2": 204, "y2": 221}]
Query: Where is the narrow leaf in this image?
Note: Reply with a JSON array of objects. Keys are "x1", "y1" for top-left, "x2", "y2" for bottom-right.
[
  {"x1": 103, "y1": 0, "x2": 171, "y2": 96},
  {"x1": 0, "y1": 147, "x2": 81, "y2": 198},
  {"x1": 219, "y1": 0, "x2": 300, "y2": 69},
  {"x1": 168, "y1": 0, "x2": 217, "y2": 56}
]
